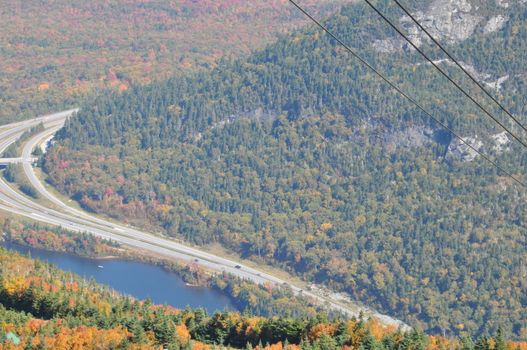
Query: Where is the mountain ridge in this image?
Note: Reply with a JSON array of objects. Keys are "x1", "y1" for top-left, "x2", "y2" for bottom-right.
[{"x1": 44, "y1": 0, "x2": 527, "y2": 338}]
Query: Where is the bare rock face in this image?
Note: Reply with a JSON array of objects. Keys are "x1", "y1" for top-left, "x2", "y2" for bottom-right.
[
  {"x1": 484, "y1": 75, "x2": 509, "y2": 90},
  {"x1": 408, "y1": 0, "x2": 482, "y2": 43},
  {"x1": 491, "y1": 132, "x2": 511, "y2": 153},
  {"x1": 446, "y1": 135, "x2": 483, "y2": 162},
  {"x1": 484, "y1": 14, "x2": 509, "y2": 33},
  {"x1": 372, "y1": 39, "x2": 406, "y2": 53},
  {"x1": 496, "y1": 0, "x2": 526, "y2": 7},
  {"x1": 496, "y1": 0, "x2": 510, "y2": 8},
  {"x1": 426, "y1": 58, "x2": 510, "y2": 90},
  {"x1": 372, "y1": 0, "x2": 513, "y2": 53},
  {"x1": 378, "y1": 125, "x2": 436, "y2": 148},
  {"x1": 446, "y1": 132, "x2": 512, "y2": 162}
]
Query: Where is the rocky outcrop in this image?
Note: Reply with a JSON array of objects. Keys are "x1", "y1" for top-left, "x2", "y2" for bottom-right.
[
  {"x1": 496, "y1": 0, "x2": 510, "y2": 8},
  {"x1": 491, "y1": 131, "x2": 511, "y2": 153},
  {"x1": 420, "y1": 58, "x2": 508, "y2": 90},
  {"x1": 383, "y1": 125, "x2": 446, "y2": 148},
  {"x1": 403, "y1": 0, "x2": 482, "y2": 43},
  {"x1": 372, "y1": 39, "x2": 406, "y2": 54},
  {"x1": 446, "y1": 131, "x2": 512, "y2": 162},
  {"x1": 373, "y1": 0, "x2": 511, "y2": 53},
  {"x1": 352, "y1": 116, "x2": 452, "y2": 151},
  {"x1": 446, "y1": 135, "x2": 483, "y2": 162},
  {"x1": 484, "y1": 14, "x2": 508, "y2": 33},
  {"x1": 484, "y1": 75, "x2": 509, "y2": 90}
]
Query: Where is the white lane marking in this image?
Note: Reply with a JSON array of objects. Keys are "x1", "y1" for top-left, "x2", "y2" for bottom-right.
[{"x1": 30, "y1": 213, "x2": 47, "y2": 220}]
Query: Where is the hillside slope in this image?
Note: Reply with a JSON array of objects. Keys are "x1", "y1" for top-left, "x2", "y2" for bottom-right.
[
  {"x1": 0, "y1": 247, "x2": 525, "y2": 349},
  {"x1": 0, "y1": 0, "x2": 345, "y2": 122},
  {"x1": 45, "y1": 0, "x2": 527, "y2": 338}
]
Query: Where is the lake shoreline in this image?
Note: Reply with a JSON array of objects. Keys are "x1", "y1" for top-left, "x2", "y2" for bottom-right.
[
  {"x1": 1, "y1": 224, "x2": 340, "y2": 320},
  {"x1": 0, "y1": 234, "x2": 211, "y2": 286},
  {"x1": 0, "y1": 240, "x2": 237, "y2": 313}
]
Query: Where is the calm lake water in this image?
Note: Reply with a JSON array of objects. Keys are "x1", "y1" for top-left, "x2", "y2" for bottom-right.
[{"x1": 2, "y1": 242, "x2": 235, "y2": 314}]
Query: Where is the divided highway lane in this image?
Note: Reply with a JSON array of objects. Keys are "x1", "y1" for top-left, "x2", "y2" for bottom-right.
[{"x1": 0, "y1": 110, "x2": 410, "y2": 330}]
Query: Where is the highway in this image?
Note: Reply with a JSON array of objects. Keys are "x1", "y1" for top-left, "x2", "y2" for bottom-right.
[{"x1": 0, "y1": 110, "x2": 410, "y2": 330}]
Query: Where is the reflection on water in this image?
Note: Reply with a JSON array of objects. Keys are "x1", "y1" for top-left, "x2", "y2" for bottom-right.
[{"x1": 2, "y1": 242, "x2": 235, "y2": 314}]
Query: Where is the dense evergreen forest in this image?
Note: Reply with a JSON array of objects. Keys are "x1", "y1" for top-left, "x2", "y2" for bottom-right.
[
  {"x1": 0, "y1": 247, "x2": 526, "y2": 350},
  {"x1": 45, "y1": 0, "x2": 527, "y2": 339}
]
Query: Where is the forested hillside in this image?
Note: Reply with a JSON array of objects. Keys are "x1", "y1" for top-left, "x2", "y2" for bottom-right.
[
  {"x1": 45, "y1": 0, "x2": 527, "y2": 339},
  {"x1": 0, "y1": 0, "x2": 344, "y2": 122},
  {"x1": 1, "y1": 247, "x2": 526, "y2": 350}
]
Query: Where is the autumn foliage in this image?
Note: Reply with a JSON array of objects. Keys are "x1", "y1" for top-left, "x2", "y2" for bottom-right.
[
  {"x1": 0, "y1": 0, "x2": 346, "y2": 123},
  {"x1": 0, "y1": 247, "x2": 525, "y2": 349}
]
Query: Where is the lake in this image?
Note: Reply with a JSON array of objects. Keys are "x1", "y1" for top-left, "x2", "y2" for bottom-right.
[{"x1": 2, "y1": 242, "x2": 235, "y2": 314}]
